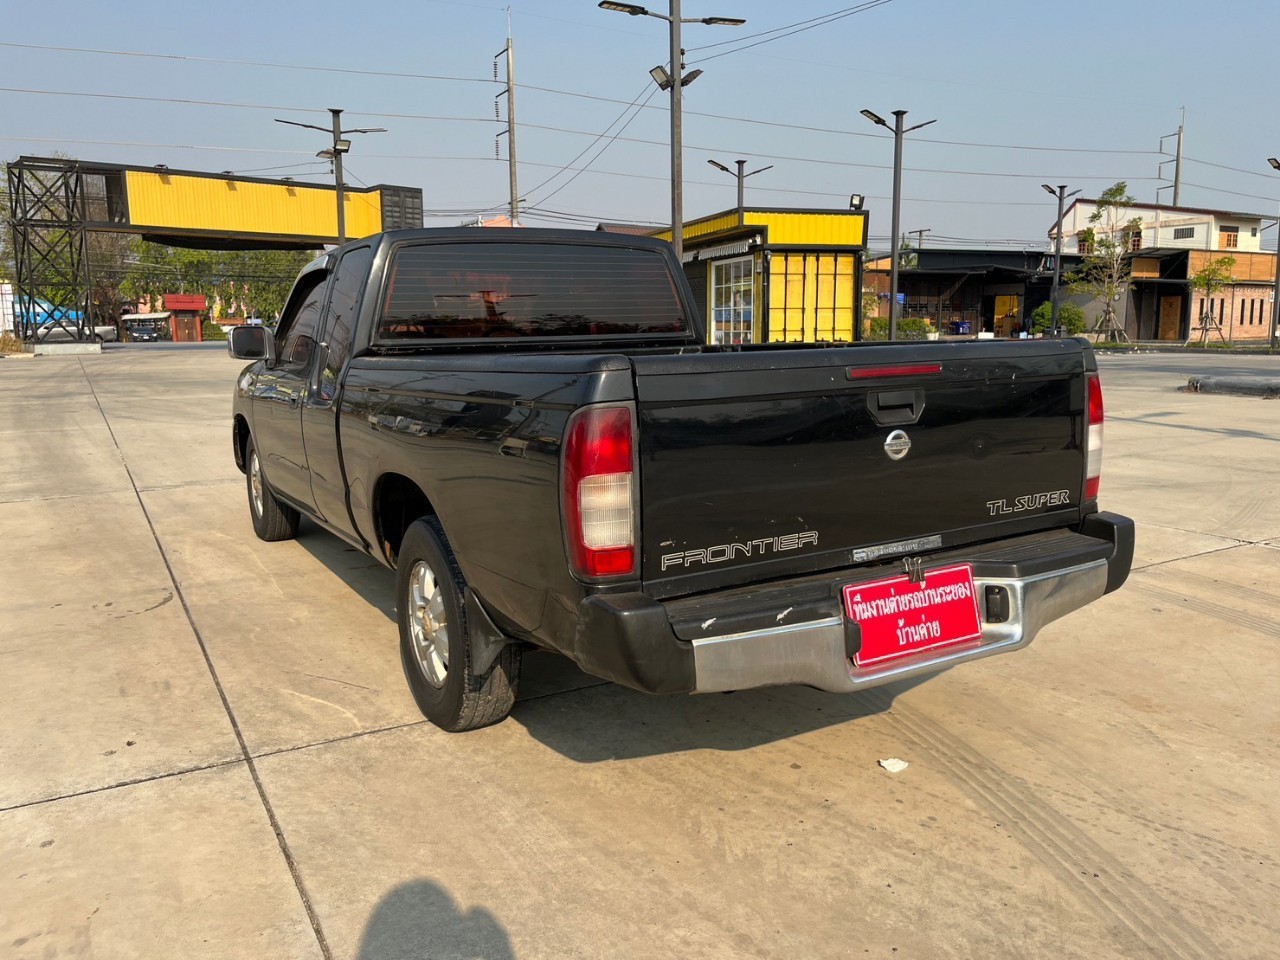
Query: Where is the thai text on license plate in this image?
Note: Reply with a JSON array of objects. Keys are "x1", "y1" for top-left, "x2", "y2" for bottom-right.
[{"x1": 842, "y1": 564, "x2": 983, "y2": 668}]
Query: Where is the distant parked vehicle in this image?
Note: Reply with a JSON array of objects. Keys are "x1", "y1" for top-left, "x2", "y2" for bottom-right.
[
  {"x1": 35, "y1": 319, "x2": 119, "y2": 343},
  {"x1": 129, "y1": 325, "x2": 160, "y2": 343}
]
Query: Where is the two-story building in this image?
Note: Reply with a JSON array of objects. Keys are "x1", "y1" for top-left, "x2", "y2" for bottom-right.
[{"x1": 1052, "y1": 199, "x2": 1277, "y2": 341}]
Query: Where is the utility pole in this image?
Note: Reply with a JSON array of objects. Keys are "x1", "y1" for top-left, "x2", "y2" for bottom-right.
[
  {"x1": 1159, "y1": 109, "x2": 1185, "y2": 207},
  {"x1": 908, "y1": 228, "x2": 930, "y2": 251},
  {"x1": 496, "y1": 16, "x2": 520, "y2": 225},
  {"x1": 1174, "y1": 108, "x2": 1184, "y2": 207},
  {"x1": 1268, "y1": 158, "x2": 1280, "y2": 351}
]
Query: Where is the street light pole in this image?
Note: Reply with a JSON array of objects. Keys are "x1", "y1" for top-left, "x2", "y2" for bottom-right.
[
  {"x1": 861, "y1": 108, "x2": 935, "y2": 340},
  {"x1": 330, "y1": 108, "x2": 347, "y2": 244},
  {"x1": 274, "y1": 111, "x2": 387, "y2": 245},
  {"x1": 1042, "y1": 184, "x2": 1080, "y2": 337},
  {"x1": 707, "y1": 158, "x2": 773, "y2": 225},
  {"x1": 598, "y1": 3, "x2": 744, "y2": 263}
]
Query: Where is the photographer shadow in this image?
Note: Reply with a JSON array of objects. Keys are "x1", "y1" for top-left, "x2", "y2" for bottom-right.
[{"x1": 356, "y1": 879, "x2": 515, "y2": 960}]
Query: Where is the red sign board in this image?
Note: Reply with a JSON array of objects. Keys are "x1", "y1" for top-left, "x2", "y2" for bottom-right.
[{"x1": 842, "y1": 564, "x2": 983, "y2": 668}]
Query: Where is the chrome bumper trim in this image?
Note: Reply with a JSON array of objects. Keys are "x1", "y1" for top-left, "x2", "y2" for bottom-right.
[{"x1": 691, "y1": 559, "x2": 1109, "y2": 694}]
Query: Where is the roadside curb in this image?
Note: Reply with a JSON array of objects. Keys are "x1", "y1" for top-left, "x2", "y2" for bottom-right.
[{"x1": 1183, "y1": 376, "x2": 1280, "y2": 398}]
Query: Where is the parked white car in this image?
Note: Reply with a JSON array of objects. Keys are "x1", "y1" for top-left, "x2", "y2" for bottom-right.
[{"x1": 35, "y1": 319, "x2": 120, "y2": 343}]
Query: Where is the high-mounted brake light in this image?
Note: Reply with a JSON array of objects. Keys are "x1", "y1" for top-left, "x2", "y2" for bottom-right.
[
  {"x1": 562, "y1": 405, "x2": 637, "y2": 579},
  {"x1": 1085, "y1": 373, "x2": 1104, "y2": 501}
]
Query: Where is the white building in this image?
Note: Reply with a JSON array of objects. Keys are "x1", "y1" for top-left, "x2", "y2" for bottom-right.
[
  {"x1": 1052, "y1": 199, "x2": 1269, "y2": 255},
  {"x1": 1046, "y1": 200, "x2": 1276, "y2": 341}
]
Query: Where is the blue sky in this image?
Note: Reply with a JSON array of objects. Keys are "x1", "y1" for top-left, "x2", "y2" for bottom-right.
[{"x1": 3, "y1": 0, "x2": 1278, "y2": 252}]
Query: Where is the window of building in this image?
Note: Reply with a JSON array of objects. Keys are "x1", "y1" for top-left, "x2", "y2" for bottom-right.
[
  {"x1": 766, "y1": 253, "x2": 857, "y2": 342},
  {"x1": 710, "y1": 256, "x2": 755, "y2": 345},
  {"x1": 1219, "y1": 226, "x2": 1239, "y2": 249},
  {"x1": 1251, "y1": 227, "x2": 1258, "y2": 237},
  {"x1": 1076, "y1": 232, "x2": 1093, "y2": 256},
  {"x1": 1173, "y1": 226, "x2": 1194, "y2": 240}
]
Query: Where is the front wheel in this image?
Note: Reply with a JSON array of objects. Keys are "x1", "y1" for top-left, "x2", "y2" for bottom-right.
[
  {"x1": 396, "y1": 517, "x2": 519, "y2": 731},
  {"x1": 244, "y1": 435, "x2": 299, "y2": 541}
]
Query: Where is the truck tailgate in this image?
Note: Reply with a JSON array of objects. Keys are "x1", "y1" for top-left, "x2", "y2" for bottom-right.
[{"x1": 633, "y1": 340, "x2": 1091, "y2": 598}]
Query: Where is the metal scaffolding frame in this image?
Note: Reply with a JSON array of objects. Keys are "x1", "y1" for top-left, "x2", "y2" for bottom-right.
[{"x1": 7, "y1": 157, "x2": 95, "y2": 342}]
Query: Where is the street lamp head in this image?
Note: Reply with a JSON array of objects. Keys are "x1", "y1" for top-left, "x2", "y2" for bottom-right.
[
  {"x1": 1269, "y1": 158, "x2": 1280, "y2": 171},
  {"x1": 681, "y1": 68, "x2": 703, "y2": 86},
  {"x1": 860, "y1": 108, "x2": 887, "y2": 127},
  {"x1": 707, "y1": 159, "x2": 732, "y2": 174},
  {"x1": 346, "y1": 127, "x2": 388, "y2": 135},
  {"x1": 316, "y1": 149, "x2": 335, "y2": 160},
  {"x1": 700, "y1": 16, "x2": 745, "y2": 25},
  {"x1": 1042, "y1": 184, "x2": 1057, "y2": 196},
  {"x1": 599, "y1": 1, "x2": 648, "y2": 14},
  {"x1": 649, "y1": 65, "x2": 674, "y2": 90},
  {"x1": 333, "y1": 138, "x2": 352, "y2": 153}
]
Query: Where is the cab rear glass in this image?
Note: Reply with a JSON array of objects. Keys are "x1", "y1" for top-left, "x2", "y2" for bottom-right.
[{"x1": 375, "y1": 242, "x2": 688, "y2": 342}]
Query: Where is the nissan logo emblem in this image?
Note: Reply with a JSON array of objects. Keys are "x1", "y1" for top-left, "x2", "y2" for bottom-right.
[{"x1": 884, "y1": 429, "x2": 911, "y2": 461}]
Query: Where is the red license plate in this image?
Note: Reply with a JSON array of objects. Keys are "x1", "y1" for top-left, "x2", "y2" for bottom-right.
[{"x1": 842, "y1": 564, "x2": 983, "y2": 668}]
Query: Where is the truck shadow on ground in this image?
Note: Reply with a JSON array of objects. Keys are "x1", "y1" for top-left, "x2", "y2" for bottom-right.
[
  {"x1": 296, "y1": 522, "x2": 929, "y2": 764},
  {"x1": 356, "y1": 879, "x2": 515, "y2": 960}
]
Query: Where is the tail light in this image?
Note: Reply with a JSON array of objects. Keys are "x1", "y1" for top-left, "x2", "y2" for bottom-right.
[
  {"x1": 562, "y1": 405, "x2": 637, "y2": 579},
  {"x1": 1085, "y1": 373, "x2": 1104, "y2": 501}
]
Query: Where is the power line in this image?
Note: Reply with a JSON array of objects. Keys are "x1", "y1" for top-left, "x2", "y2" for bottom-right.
[
  {"x1": 688, "y1": 1, "x2": 893, "y2": 52},
  {"x1": 0, "y1": 63, "x2": 1159, "y2": 157},
  {"x1": 690, "y1": 0, "x2": 897, "y2": 63},
  {"x1": 0, "y1": 41, "x2": 496, "y2": 87},
  {"x1": 1182, "y1": 156, "x2": 1280, "y2": 182},
  {"x1": 521, "y1": 81, "x2": 654, "y2": 204}
]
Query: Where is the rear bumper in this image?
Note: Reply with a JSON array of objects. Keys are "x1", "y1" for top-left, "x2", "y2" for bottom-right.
[{"x1": 571, "y1": 513, "x2": 1134, "y2": 696}]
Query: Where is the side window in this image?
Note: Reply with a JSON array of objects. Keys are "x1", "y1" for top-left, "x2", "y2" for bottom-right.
[
  {"x1": 275, "y1": 272, "x2": 329, "y2": 371},
  {"x1": 318, "y1": 246, "x2": 373, "y2": 401}
]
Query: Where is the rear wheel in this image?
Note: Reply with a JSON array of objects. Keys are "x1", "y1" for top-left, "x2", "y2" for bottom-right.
[
  {"x1": 245, "y1": 435, "x2": 299, "y2": 541},
  {"x1": 396, "y1": 517, "x2": 519, "y2": 731}
]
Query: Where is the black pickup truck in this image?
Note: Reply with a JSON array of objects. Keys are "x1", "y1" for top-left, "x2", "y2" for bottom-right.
[{"x1": 229, "y1": 228, "x2": 1133, "y2": 731}]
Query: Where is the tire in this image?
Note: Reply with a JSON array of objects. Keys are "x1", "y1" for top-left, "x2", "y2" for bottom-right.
[
  {"x1": 244, "y1": 435, "x2": 300, "y2": 542},
  {"x1": 396, "y1": 517, "x2": 520, "y2": 731}
]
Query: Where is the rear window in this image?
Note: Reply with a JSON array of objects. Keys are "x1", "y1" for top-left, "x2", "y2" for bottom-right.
[{"x1": 376, "y1": 242, "x2": 688, "y2": 341}]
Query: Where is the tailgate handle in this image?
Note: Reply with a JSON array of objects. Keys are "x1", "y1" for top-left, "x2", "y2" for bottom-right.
[{"x1": 868, "y1": 388, "x2": 925, "y2": 426}]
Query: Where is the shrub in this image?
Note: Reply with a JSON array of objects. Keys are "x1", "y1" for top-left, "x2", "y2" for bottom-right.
[
  {"x1": 866, "y1": 317, "x2": 934, "y2": 341},
  {"x1": 201, "y1": 320, "x2": 228, "y2": 342},
  {"x1": 1029, "y1": 301, "x2": 1086, "y2": 335}
]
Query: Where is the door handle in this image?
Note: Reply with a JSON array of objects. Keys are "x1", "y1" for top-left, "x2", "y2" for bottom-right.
[{"x1": 868, "y1": 388, "x2": 925, "y2": 426}]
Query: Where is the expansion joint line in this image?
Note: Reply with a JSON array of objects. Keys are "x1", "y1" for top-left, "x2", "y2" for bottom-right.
[{"x1": 78, "y1": 358, "x2": 334, "y2": 960}]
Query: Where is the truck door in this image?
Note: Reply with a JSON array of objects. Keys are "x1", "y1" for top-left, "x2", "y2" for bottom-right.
[
  {"x1": 301, "y1": 244, "x2": 372, "y2": 534},
  {"x1": 251, "y1": 266, "x2": 331, "y2": 511}
]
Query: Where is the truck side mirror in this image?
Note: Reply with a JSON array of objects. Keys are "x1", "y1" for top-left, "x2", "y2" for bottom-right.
[{"x1": 228, "y1": 324, "x2": 276, "y2": 363}]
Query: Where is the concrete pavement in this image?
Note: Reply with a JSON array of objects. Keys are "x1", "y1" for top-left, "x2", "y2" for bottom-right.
[{"x1": 1, "y1": 346, "x2": 1277, "y2": 959}]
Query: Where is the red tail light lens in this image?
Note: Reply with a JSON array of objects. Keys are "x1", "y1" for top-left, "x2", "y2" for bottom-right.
[
  {"x1": 1085, "y1": 373, "x2": 1104, "y2": 501},
  {"x1": 563, "y1": 405, "x2": 637, "y2": 579}
]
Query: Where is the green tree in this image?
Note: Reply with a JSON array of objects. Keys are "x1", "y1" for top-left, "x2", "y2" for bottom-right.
[
  {"x1": 1029, "y1": 301, "x2": 1086, "y2": 335},
  {"x1": 121, "y1": 242, "x2": 315, "y2": 322},
  {"x1": 1188, "y1": 255, "x2": 1236, "y2": 327},
  {"x1": 1067, "y1": 181, "x2": 1142, "y2": 338}
]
